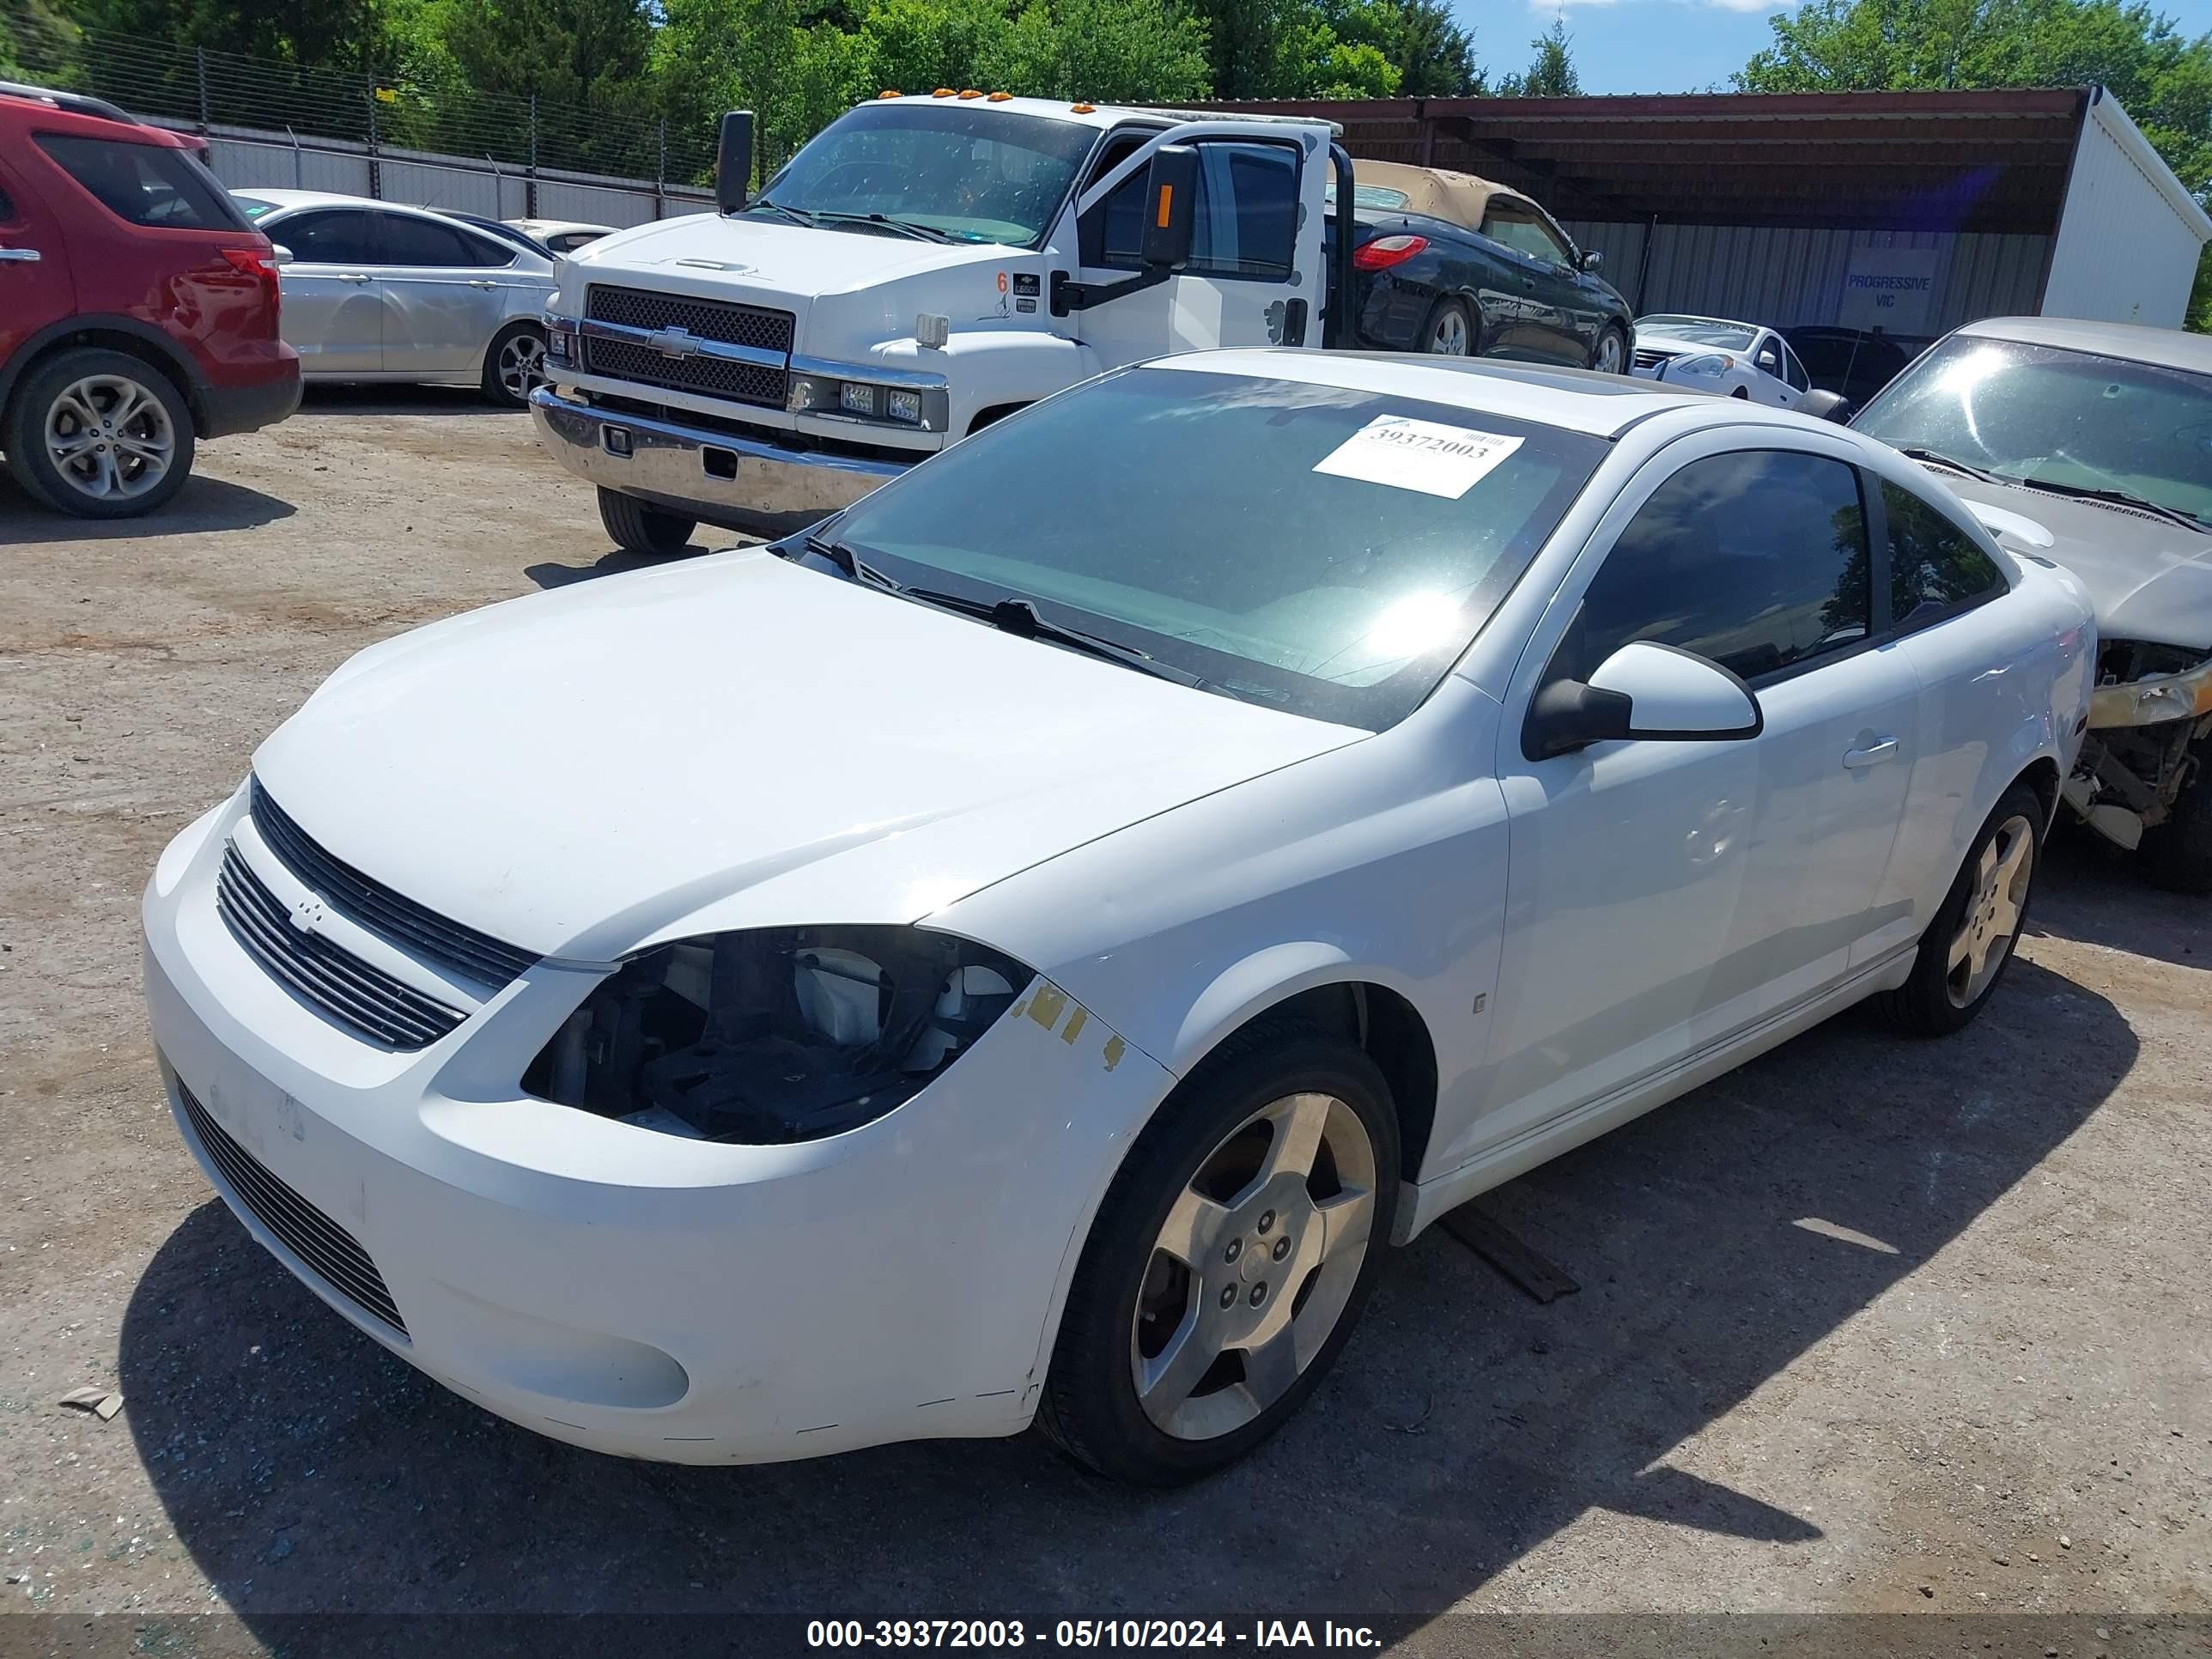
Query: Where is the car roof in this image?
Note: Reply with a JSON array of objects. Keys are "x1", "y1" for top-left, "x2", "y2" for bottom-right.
[
  {"x1": 1639, "y1": 314, "x2": 1764, "y2": 332},
  {"x1": 867, "y1": 92, "x2": 1334, "y2": 135},
  {"x1": 510, "y1": 218, "x2": 614, "y2": 234},
  {"x1": 232, "y1": 188, "x2": 534, "y2": 236},
  {"x1": 1146, "y1": 349, "x2": 1819, "y2": 439},
  {"x1": 0, "y1": 82, "x2": 194, "y2": 146},
  {"x1": 1954, "y1": 314, "x2": 2212, "y2": 376}
]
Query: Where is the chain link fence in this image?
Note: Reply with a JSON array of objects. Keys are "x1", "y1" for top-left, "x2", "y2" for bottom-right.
[{"x1": 2, "y1": 5, "x2": 718, "y2": 225}]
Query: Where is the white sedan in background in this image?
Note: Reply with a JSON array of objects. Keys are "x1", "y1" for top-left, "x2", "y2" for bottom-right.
[
  {"x1": 505, "y1": 217, "x2": 616, "y2": 255},
  {"x1": 1633, "y1": 314, "x2": 1816, "y2": 408},
  {"x1": 143, "y1": 353, "x2": 2092, "y2": 1486}
]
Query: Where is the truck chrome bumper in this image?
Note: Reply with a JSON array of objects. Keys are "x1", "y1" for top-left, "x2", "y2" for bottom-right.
[{"x1": 530, "y1": 386, "x2": 914, "y2": 538}]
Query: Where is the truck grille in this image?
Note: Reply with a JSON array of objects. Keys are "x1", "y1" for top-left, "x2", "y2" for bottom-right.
[
  {"x1": 217, "y1": 843, "x2": 467, "y2": 1050},
  {"x1": 178, "y1": 1078, "x2": 408, "y2": 1337},
  {"x1": 250, "y1": 780, "x2": 536, "y2": 989},
  {"x1": 583, "y1": 284, "x2": 794, "y2": 408}
]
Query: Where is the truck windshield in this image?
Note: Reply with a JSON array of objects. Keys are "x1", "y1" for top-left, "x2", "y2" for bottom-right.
[
  {"x1": 818, "y1": 366, "x2": 1607, "y2": 730},
  {"x1": 1855, "y1": 334, "x2": 2212, "y2": 528},
  {"x1": 750, "y1": 104, "x2": 1097, "y2": 247}
]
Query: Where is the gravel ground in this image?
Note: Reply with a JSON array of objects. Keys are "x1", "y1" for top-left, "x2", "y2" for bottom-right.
[{"x1": 1, "y1": 391, "x2": 2208, "y2": 1656}]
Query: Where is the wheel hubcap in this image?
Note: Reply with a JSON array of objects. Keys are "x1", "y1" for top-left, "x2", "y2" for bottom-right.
[
  {"x1": 1430, "y1": 312, "x2": 1468, "y2": 356},
  {"x1": 1597, "y1": 333, "x2": 1624, "y2": 374},
  {"x1": 45, "y1": 375, "x2": 173, "y2": 500},
  {"x1": 1946, "y1": 814, "x2": 2033, "y2": 1008},
  {"x1": 1130, "y1": 1092, "x2": 1377, "y2": 1442},
  {"x1": 500, "y1": 335, "x2": 547, "y2": 399}
]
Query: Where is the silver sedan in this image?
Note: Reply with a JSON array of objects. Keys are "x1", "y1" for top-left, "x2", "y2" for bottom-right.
[{"x1": 232, "y1": 190, "x2": 556, "y2": 407}]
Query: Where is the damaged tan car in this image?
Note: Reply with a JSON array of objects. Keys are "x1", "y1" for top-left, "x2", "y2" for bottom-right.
[{"x1": 1855, "y1": 317, "x2": 2212, "y2": 890}]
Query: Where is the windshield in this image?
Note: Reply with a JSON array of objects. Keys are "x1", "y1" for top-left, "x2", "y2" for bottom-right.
[
  {"x1": 233, "y1": 193, "x2": 279, "y2": 221},
  {"x1": 818, "y1": 368, "x2": 1607, "y2": 730},
  {"x1": 1638, "y1": 317, "x2": 1759, "y2": 350},
  {"x1": 1856, "y1": 334, "x2": 2212, "y2": 527},
  {"x1": 750, "y1": 104, "x2": 1097, "y2": 247}
]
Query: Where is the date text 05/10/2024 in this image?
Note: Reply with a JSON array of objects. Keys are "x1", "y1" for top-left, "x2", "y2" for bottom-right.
[{"x1": 805, "y1": 1620, "x2": 1383, "y2": 1649}]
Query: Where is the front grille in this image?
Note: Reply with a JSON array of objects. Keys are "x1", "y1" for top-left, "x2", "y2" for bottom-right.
[
  {"x1": 178, "y1": 1078, "x2": 408, "y2": 1336},
  {"x1": 583, "y1": 283, "x2": 793, "y2": 407},
  {"x1": 1632, "y1": 348, "x2": 1670, "y2": 369},
  {"x1": 217, "y1": 843, "x2": 466, "y2": 1050},
  {"x1": 582, "y1": 333, "x2": 788, "y2": 406},
  {"x1": 251, "y1": 781, "x2": 536, "y2": 989}
]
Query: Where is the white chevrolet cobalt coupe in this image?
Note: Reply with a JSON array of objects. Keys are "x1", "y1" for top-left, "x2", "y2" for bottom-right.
[{"x1": 143, "y1": 353, "x2": 2094, "y2": 1484}]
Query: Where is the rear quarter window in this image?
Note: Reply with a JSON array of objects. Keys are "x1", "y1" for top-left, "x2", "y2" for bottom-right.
[
  {"x1": 34, "y1": 133, "x2": 246, "y2": 230},
  {"x1": 1881, "y1": 479, "x2": 2006, "y2": 625}
]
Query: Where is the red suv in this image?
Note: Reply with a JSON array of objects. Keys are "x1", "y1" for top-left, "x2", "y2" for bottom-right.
[{"x1": 0, "y1": 83, "x2": 300, "y2": 518}]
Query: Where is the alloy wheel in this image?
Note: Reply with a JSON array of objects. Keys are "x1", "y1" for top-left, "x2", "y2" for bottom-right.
[
  {"x1": 1429, "y1": 310, "x2": 1469, "y2": 356},
  {"x1": 498, "y1": 332, "x2": 549, "y2": 402},
  {"x1": 1130, "y1": 1091, "x2": 1377, "y2": 1442},
  {"x1": 43, "y1": 374, "x2": 175, "y2": 503},
  {"x1": 1946, "y1": 813, "x2": 2033, "y2": 1007},
  {"x1": 1595, "y1": 331, "x2": 1626, "y2": 374}
]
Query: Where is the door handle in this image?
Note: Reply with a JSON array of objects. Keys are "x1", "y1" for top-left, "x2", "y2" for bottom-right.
[
  {"x1": 1843, "y1": 737, "x2": 1899, "y2": 769},
  {"x1": 337, "y1": 273, "x2": 370, "y2": 283},
  {"x1": 470, "y1": 278, "x2": 497, "y2": 289},
  {"x1": 1522, "y1": 276, "x2": 1536, "y2": 289},
  {"x1": 0, "y1": 246, "x2": 40, "y2": 263}
]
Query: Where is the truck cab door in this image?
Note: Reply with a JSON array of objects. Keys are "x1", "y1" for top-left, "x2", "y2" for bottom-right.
[
  {"x1": 1062, "y1": 122, "x2": 1325, "y2": 370},
  {"x1": 0, "y1": 156, "x2": 73, "y2": 369}
]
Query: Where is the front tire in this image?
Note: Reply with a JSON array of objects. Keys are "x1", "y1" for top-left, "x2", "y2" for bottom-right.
[
  {"x1": 1589, "y1": 323, "x2": 1629, "y2": 375},
  {"x1": 2142, "y1": 738, "x2": 2212, "y2": 893},
  {"x1": 596, "y1": 487, "x2": 696, "y2": 557},
  {"x1": 3, "y1": 347, "x2": 195, "y2": 519},
  {"x1": 1036, "y1": 1018, "x2": 1399, "y2": 1485},
  {"x1": 483, "y1": 323, "x2": 548, "y2": 408},
  {"x1": 1878, "y1": 781, "x2": 2044, "y2": 1036}
]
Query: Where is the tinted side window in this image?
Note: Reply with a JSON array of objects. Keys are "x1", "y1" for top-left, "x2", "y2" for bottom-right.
[
  {"x1": 1781, "y1": 343, "x2": 1810, "y2": 392},
  {"x1": 275, "y1": 210, "x2": 379, "y2": 264},
  {"x1": 1883, "y1": 479, "x2": 2004, "y2": 622},
  {"x1": 1572, "y1": 449, "x2": 1871, "y2": 683},
  {"x1": 378, "y1": 213, "x2": 480, "y2": 266},
  {"x1": 1096, "y1": 140, "x2": 1297, "y2": 277},
  {"x1": 34, "y1": 134, "x2": 243, "y2": 229},
  {"x1": 1481, "y1": 202, "x2": 1570, "y2": 264}
]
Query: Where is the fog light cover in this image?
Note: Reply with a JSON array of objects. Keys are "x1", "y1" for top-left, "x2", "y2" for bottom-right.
[
  {"x1": 839, "y1": 381, "x2": 878, "y2": 417},
  {"x1": 886, "y1": 388, "x2": 924, "y2": 424}
]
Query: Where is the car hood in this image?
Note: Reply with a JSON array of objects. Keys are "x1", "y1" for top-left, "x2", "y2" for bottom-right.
[
  {"x1": 252, "y1": 553, "x2": 1364, "y2": 963},
  {"x1": 568, "y1": 213, "x2": 1015, "y2": 298},
  {"x1": 1934, "y1": 476, "x2": 2212, "y2": 652}
]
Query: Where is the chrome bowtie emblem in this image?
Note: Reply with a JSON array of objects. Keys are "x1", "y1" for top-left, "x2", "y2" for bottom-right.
[
  {"x1": 647, "y1": 325, "x2": 696, "y2": 359},
  {"x1": 290, "y1": 895, "x2": 327, "y2": 934}
]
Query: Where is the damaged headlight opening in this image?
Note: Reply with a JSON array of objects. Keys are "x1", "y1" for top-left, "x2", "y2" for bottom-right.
[{"x1": 526, "y1": 926, "x2": 1032, "y2": 1143}]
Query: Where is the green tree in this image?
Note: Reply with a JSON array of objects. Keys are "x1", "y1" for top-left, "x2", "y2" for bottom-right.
[
  {"x1": 431, "y1": 0, "x2": 655, "y2": 109},
  {"x1": 993, "y1": 0, "x2": 1214, "y2": 100},
  {"x1": 1322, "y1": 0, "x2": 1480, "y2": 95},
  {"x1": 1496, "y1": 17, "x2": 1582, "y2": 95}
]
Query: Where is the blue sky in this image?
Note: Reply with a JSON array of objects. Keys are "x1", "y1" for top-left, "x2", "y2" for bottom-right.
[{"x1": 1473, "y1": 0, "x2": 2212, "y2": 95}]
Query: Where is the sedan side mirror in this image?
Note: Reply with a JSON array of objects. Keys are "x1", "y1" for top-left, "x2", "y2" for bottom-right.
[
  {"x1": 1579, "y1": 248, "x2": 1602, "y2": 273},
  {"x1": 270, "y1": 244, "x2": 295, "y2": 265},
  {"x1": 1798, "y1": 388, "x2": 1853, "y2": 423},
  {"x1": 1523, "y1": 641, "x2": 1762, "y2": 759},
  {"x1": 1139, "y1": 144, "x2": 1199, "y2": 272}
]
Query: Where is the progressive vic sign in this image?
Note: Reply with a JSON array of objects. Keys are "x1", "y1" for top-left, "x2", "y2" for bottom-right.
[{"x1": 1838, "y1": 247, "x2": 1940, "y2": 333}]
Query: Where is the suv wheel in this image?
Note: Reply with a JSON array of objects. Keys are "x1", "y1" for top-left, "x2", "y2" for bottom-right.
[{"x1": 5, "y1": 348, "x2": 195, "y2": 519}]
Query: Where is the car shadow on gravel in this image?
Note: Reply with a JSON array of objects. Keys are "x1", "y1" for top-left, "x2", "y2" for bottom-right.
[
  {"x1": 2028, "y1": 822, "x2": 2209, "y2": 974},
  {"x1": 525, "y1": 547, "x2": 702, "y2": 587},
  {"x1": 301, "y1": 385, "x2": 517, "y2": 417},
  {"x1": 0, "y1": 474, "x2": 295, "y2": 542},
  {"x1": 117, "y1": 955, "x2": 2134, "y2": 1638}
]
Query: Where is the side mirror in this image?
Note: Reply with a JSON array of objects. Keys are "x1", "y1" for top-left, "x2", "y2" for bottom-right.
[
  {"x1": 1798, "y1": 388, "x2": 1853, "y2": 423},
  {"x1": 1139, "y1": 144, "x2": 1199, "y2": 272},
  {"x1": 1579, "y1": 248, "x2": 1602, "y2": 273},
  {"x1": 1523, "y1": 641, "x2": 1762, "y2": 760},
  {"x1": 716, "y1": 110, "x2": 754, "y2": 216},
  {"x1": 1755, "y1": 349, "x2": 1779, "y2": 374},
  {"x1": 270, "y1": 244, "x2": 294, "y2": 265}
]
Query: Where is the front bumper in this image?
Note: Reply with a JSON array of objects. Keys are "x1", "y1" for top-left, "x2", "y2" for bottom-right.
[
  {"x1": 142, "y1": 791, "x2": 1171, "y2": 1464},
  {"x1": 531, "y1": 385, "x2": 911, "y2": 539}
]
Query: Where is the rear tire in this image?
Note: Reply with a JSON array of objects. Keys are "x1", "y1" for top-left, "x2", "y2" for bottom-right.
[
  {"x1": 597, "y1": 487, "x2": 696, "y2": 557},
  {"x1": 483, "y1": 323, "x2": 547, "y2": 408},
  {"x1": 1420, "y1": 298, "x2": 1474, "y2": 357},
  {"x1": 1877, "y1": 781, "x2": 2044, "y2": 1036},
  {"x1": 3, "y1": 347, "x2": 195, "y2": 519},
  {"x1": 1036, "y1": 1017, "x2": 1399, "y2": 1486},
  {"x1": 2142, "y1": 739, "x2": 2212, "y2": 894}
]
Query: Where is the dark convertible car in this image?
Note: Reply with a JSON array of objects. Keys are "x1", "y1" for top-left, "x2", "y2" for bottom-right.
[{"x1": 1327, "y1": 161, "x2": 1634, "y2": 372}]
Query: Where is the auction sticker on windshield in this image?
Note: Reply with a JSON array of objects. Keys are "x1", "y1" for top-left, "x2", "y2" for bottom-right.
[{"x1": 1311, "y1": 416, "x2": 1524, "y2": 499}]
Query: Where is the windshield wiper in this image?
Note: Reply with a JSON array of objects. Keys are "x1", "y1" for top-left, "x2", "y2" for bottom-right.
[
  {"x1": 1897, "y1": 447, "x2": 2005, "y2": 487},
  {"x1": 811, "y1": 210, "x2": 957, "y2": 244},
  {"x1": 744, "y1": 200, "x2": 818, "y2": 228},
  {"x1": 903, "y1": 586, "x2": 1210, "y2": 690},
  {"x1": 2015, "y1": 476, "x2": 2209, "y2": 533},
  {"x1": 803, "y1": 533, "x2": 902, "y2": 591}
]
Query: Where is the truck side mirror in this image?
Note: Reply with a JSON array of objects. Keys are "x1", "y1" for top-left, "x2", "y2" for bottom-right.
[
  {"x1": 717, "y1": 110, "x2": 754, "y2": 216},
  {"x1": 1139, "y1": 145, "x2": 1199, "y2": 272},
  {"x1": 1579, "y1": 248, "x2": 1602, "y2": 273}
]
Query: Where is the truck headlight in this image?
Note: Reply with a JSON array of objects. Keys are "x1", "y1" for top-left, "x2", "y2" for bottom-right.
[
  {"x1": 544, "y1": 314, "x2": 577, "y2": 367},
  {"x1": 886, "y1": 389, "x2": 923, "y2": 424},
  {"x1": 839, "y1": 380, "x2": 879, "y2": 417},
  {"x1": 526, "y1": 926, "x2": 1032, "y2": 1142}
]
